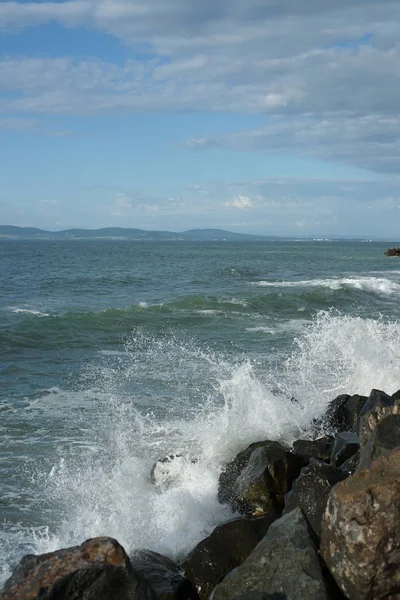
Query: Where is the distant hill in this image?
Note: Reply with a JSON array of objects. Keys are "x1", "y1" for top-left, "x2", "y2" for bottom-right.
[{"x1": 0, "y1": 225, "x2": 276, "y2": 241}]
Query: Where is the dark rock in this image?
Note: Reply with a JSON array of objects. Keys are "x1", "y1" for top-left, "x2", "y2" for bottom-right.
[
  {"x1": 292, "y1": 436, "x2": 334, "y2": 462},
  {"x1": 131, "y1": 551, "x2": 199, "y2": 600},
  {"x1": 339, "y1": 450, "x2": 360, "y2": 475},
  {"x1": 218, "y1": 441, "x2": 305, "y2": 516},
  {"x1": 325, "y1": 394, "x2": 366, "y2": 432},
  {"x1": 392, "y1": 389, "x2": 400, "y2": 401},
  {"x1": 210, "y1": 509, "x2": 328, "y2": 600},
  {"x1": 358, "y1": 413, "x2": 400, "y2": 470},
  {"x1": 357, "y1": 392, "x2": 400, "y2": 453},
  {"x1": 358, "y1": 388, "x2": 396, "y2": 418},
  {"x1": 330, "y1": 432, "x2": 359, "y2": 468},
  {"x1": 320, "y1": 448, "x2": 400, "y2": 600},
  {"x1": 183, "y1": 516, "x2": 273, "y2": 600},
  {"x1": 1, "y1": 537, "x2": 160, "y2": 600},
  {"x1": 384, "y1": 246, "x2": 400, "y2": 256},
  {"x1": 283, "y1": 460, "x2": 347, "y2": 540}
]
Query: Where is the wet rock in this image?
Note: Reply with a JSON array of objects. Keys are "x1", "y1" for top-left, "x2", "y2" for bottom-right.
[
  {"x1": 292, "y1": 436, "x2": 334, "y2": 462},
  {"x1": 339, "y1": 450, "x2": 360, "y2": 475},
  {"x1": 219, "y1": 441, "x2": 305, "y2": 516},
  {"x1": 330, "y1": 432, "x2": 359, "y2": 468},
  {"x1": 211, "y1": 509, "x2": 328, "y2": 600},
  {"x1": 325, "y1": 394, "x2": 366, "y2": 432},
  {"x1": 357, "y1": 392, "x2": 400, "y2": 453},
  {"x1": 150, "y1": 455, "x2": 193, "y2": 492},
  {"x1": 358, "y1": 388, "x2": 396, "y2": 418},
  {"x1": 1, "y1": 537, "x2": 160, "y2": 600},
  {"x1": 183, "y1": 516, "x2": 273, "y2": 600},
  {"x1": 358, "y1": 413, "x2": 400, "y2": 470},
  {"x1": 131, "y1": 551, "x2": 199, "y2": 600},
  {"x1": 283, "y1": 460, "x2": 347, "y2": 540},
  {"x1": 384, "y1": 246, "x2": 400, "y2": 256},
  {"x1": 320, "y1": 448, "x2": 400, "y2": 600}
]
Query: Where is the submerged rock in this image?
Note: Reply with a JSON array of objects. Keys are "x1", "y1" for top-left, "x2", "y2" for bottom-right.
[
  {"x1": 150, "y1": 454, "x2": 193, "y2": 492},
  {"x1": 283, "y1": 460, "x2": 347, "y2": 540},
  {"x1": 320, "y1": 448, "x2": 400, "y2": 600},
  {"x1": 210, "y1": 509, "x2": 328, "y2": 600},
  {"x1": 131, "y1": 551, "x2": 199, "y2": 600},
  {"x1": 292, "y1": 436, "x2": 334, "y2": 462},
  {"x1": 218, "y1": 440, "x2": 305, "y2": 516},
  {"x1": 183, "y1": 516, "x2": 273, "y2": 600},
  {"x1": 1, "y1": 537, "x2": 160, "y2": 600}
]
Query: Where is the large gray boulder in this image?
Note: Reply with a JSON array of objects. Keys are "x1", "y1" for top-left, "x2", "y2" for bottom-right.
[
  {"x1": 210, "y1": 509, "x2": 328, "y2": 600},
  {"x1": 320, "y1": 448, "x2": 400, "y2": 600},
  {"x1": 0, "y1": 537, "x2": 160, "y2": 600}
]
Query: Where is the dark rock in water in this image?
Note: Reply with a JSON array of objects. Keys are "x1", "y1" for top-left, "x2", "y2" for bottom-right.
[
  {"x1": 150, "y1": 454, "x2": 193, "y2": 492},
  {"x1": 358, "y1": 413, "x2": 400, "y2": 470},
  {"x1": 183, "y1": 516, "x2": 273, "y2": 600},
  {"x1": 292, "y1": 436, "x2": 334, "y2": 462},
  {"x1": 325, "y1": 394, "x2": 366, "y2": 432},
  {"x1": 131, "y1": 551, "x2": 199, "y2": 600},
  {"x1": 1, "y1": 537, "x2": 160, "y2": 600},
  {"x1": 320, "y1": 448, "x2": 400, "y2": 600},
  {"x1": 218, "y1": 441, "x2": 305, "y2": 516},
  {"x1": 384, "y1": 246, "x2": 400, "y2": 256},
  {"x1": 210, "y1": 509, "x2": 328, "y2": 600},
  {"x1": 330, "y1": 432, "x2": 360, "y2": 468},
  {"x1": 283, "y1": 460, "x2": 347, "y2": 540}
]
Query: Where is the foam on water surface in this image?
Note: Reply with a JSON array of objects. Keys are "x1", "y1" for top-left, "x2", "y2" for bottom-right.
[
  {"x1": 1, "y1": 311, "x2": 400, "y2": 586},
  {"x1": 253, "y1": 276, "x2": 400, "y2": 295}
]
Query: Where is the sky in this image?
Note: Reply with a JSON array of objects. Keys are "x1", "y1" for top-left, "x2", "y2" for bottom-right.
[{"x1": 0, "y1": 0, "x2": 400, "y2": 238}]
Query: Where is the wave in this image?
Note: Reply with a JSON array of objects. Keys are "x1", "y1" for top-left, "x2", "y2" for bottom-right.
[
  {"x1": 253, "y1": 276, "x2": 400, "y2": 295},
  {"x1": 9, "y1": 307, "x2": 50, "y2": 317},
  {"x1": 2, "y1": 310, "x2": 400, "y2": 585}
]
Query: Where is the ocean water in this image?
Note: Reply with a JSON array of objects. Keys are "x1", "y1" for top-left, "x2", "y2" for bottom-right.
[{"x1": 1, "y1": 239, "x2": 400, "y2": 586}]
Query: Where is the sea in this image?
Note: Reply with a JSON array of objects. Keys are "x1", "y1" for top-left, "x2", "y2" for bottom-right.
[{"x1": 1, "y1": 239, "x2": 400, "y2": 586}]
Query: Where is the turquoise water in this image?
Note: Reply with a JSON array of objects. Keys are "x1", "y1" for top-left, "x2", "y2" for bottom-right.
[{"x1": 1, "y1": 240, "x2": 400, "y2": 584}]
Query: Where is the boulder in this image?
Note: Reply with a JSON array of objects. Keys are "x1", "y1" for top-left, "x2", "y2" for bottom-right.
[
  {"x1": 292, "y1": 436, "x2": 334, "y2": 462},
  {"x1": 384, "y1": 246, "x2": 400, "y2": 256},
  {"x1": 183, "y1": 516, "x2": 273, "y2": 600},
  {"x1": 357, "y1": 392, "x2": 400, "y2": 456},
  {"x1": 218, "y1": 441, "x2": 305, "y2": 516},
  {"x1": 324, "y1": 394, "x2": 366, "y2": 432},
  {"x1": 330, "y1": 432, "x2": 360, "y2": 468},
  {"x1": 358, "y1": 413, "x2": 400, "y2": 470},
  {"x1": 210, "y1": 509, "x2": 328, "y2": 600},
  {"x1": 283, "y1": 460, "x2": 347, "y2": 540},
  {"x1": 150, "y1": 455, "x2": 192, "y2": 492},
  {"x1": 131, "y1": 551, "x2": 199, "y2": 600},
  {"x1": 320, "y1": 448, "x2": 400, "y2": 600},
  {"x1": 0, "y1": 537, "x2": 160, "y2": 600}
]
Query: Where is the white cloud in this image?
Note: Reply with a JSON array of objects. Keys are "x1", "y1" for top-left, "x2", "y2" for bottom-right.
[
  {"x1": 0, "y1": 1, "x2": 400, "y2": 175},
  {"x1": 225, "y1": 194, "x2": 254, "y2": 209}
]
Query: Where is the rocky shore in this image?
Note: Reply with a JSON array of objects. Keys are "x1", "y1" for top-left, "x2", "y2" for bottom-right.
[{"x1": 1, "y1": 388, "x2": 400, "y2": 600}]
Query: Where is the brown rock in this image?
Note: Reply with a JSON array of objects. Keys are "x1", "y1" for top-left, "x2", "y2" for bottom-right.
[
  {"x1": 0, "y1": 537, "x2": 159, "y2": 600},
  {"x1": 320, "y1": 448, "x2": 400, "y2": 600}
]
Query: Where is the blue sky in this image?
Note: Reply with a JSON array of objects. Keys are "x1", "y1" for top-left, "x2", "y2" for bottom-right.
[{"x1": 0, "y1": 0, "x2": 400, "y2": 237}]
